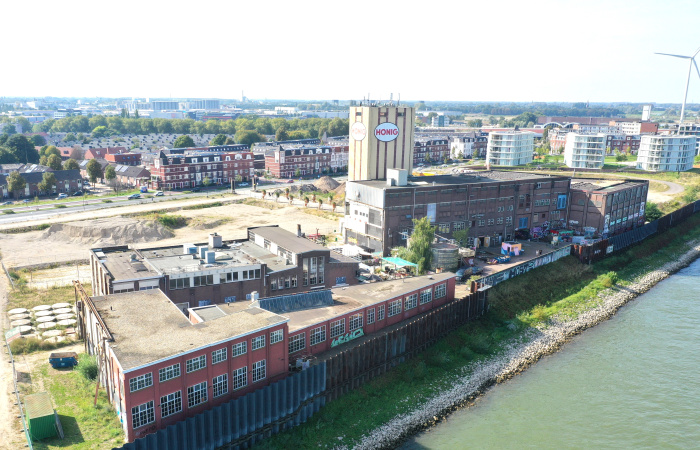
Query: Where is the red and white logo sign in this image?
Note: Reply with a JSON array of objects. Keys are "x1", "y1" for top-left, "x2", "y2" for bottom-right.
[
  {"x1": 350, "y1": 122, "x2": 367, "y2": 141},
  {"x1": 374, "y1": 122, "x2": 399, "y2": 142}
]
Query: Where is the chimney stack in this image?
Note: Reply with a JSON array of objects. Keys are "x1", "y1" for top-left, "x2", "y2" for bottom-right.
[{"x1": 297, "y1": 224, "x2": 301, "y2": 237}]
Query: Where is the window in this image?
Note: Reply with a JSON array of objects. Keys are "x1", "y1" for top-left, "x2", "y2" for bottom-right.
[
  {"x1": 497, "y1": 217, "x2": 503, "y2": 225},
  {"x1": 388, "y1": 299, "x2": 402, "y2": 317},
  {"x1": 252, "y1": 360, "x2": 266, "y2": 383},
  {"x1": 186, "y1": 355, "x2": 206, "y2": 373},
  {"x1": 405, "y1": 294, "x2": 418, "y2": 311},
  {"x1": 289, "y1": 333, "x2": 306, "y2": 354},
  {"x1": 169, "y1": 277, "x2": 190, "y2": 290},
  {"x1": 557, "y1": 194, "x2": 567, "y2": 209},
  {"x1": 420, "y1": 289, "x2": 433, "y2": 305},
  {"x1": 506, "y1": 216, "x2": 513, "y2": 225},
  {"x1": 453, "y1": 221, "x2": 465, "y2": 231},
  {"x1": 159, "y1": 363, "x2": 181, "y2": 383},
  {"x1": 129, "y1": 373, "x2": 153, "y2": 392},
  {"x1": 291, "y1": 275, "x2": 297, "y2": 287},
  {"x1": 233, "y1": 367, "x2": 247, "y2": 390},
  {"x1": 438, "y1": 223, "x2": 450, "y2": 233},
  {"x1": 213, "y1": 374, "x2": 228, "y2": 398},
  {"x1": 132, "y1": 401, "x2": 155, "y2": 429},
  {"x1": 232, "y1": 341, "x2": 247, "y2": 357},
  {"x1": 212, "y1": 348, "x2": 227, "y2": 365},
  {"x1": 487, "y1": 219, "x2": 494, "y2": 226},
  {"x1": 478, "y1": 220, "x2": 485, "y2": 227},
  {"x1": 270, "y1": 329, "x2": 283, "y2": 345},
  {"x1": 187, "y1": 381, "x2": 207, "y2": 408},
  {"x1": 310, "y1": 326, "x2": 326, "y2": 345},
  {"x1": 330, "y1": 319, "x2": 345, "y2": 338},
  {"x1": 378, "y1": 305, "x2": 385, "y2": 321},
  {"x1": 435, "y1": 283, "x2": 447, "y2": 299},
  {"x1": 160, "y1": 391, "x2": 182, "y2": 418},
  {"x1": 349, "y1": 313, "x2": 363, "y2": 332},
  {"x1": 252, "y1": 336, "x2": 265, "y2": 351}
]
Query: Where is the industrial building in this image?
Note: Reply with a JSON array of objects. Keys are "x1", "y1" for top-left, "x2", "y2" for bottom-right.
[
  {"x1": 89, "y1": 226, "x2": 360, "y2": 310},
  {"x1": 568, "y1": 180, "x2": 649, "y2": 236},
  {"x1": 348, "y1": 104, "x2": 415, "y2": 182},
  {"x1": 78, "y1": 273, "x2": 455, "y2": 442},
  {"x1": 342, "y1": 169, "x2": 571, "y2": 255}
]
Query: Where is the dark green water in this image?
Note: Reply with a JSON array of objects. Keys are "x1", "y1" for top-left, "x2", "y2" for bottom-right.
[{"x1": 405, "y1": 259, "x2": 700, "y2": 449}]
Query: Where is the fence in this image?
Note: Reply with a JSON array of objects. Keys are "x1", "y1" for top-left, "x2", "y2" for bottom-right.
[
  {"x1": 323, "y1": 290, "x2": 488, "y2": 401},
  {"x1": 477, "y1": 245, "x2": 573, "y2": 289},
  {"x1": 3, "y1": 333, "x2": 33, "y2": 449},
  {"x1": 573, "y1": 199, "x2": 700, "y2": 264},
  {"x1": 117, "y1": 363, "x2": 326, "y2": 450}
]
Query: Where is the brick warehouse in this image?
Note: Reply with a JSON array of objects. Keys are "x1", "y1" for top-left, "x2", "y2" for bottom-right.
[
  {"x1": 569, "y1": 180, "x2": 649, "y2": 236},
  {"x1": 90, "y1": 226, "x2": 359, "y2": 310},
  {"x1": 77, "y1": 273, "x2": 455, "y2": 442},
  {"x1": 343, "y1": 169, "x2": 572, "y2": 255}
]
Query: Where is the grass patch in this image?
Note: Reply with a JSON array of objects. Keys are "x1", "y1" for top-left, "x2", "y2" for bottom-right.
[
  {"x1": 3, "y1": 209, "x2": 15, "y2": 214},
  {"x1": 24, "y1": 355, "x2": 124, "y2": 449},
  {"x1": 8, "y1": 284, "x2": 84, "y2": 311},
  {"x1": 55, "y1": 204, "x2": 67, "y2": 209},
  {"x1": 154, "y1": 214, "x2": 188, "y2": 228},
  {"x1": 77, "y1": 354, "x2": 98, "y2": 380},
  {"x1": 183, "y1": 201, "x2": 223, "y2": 210},
  {"x1": 301, "y1": 208, "x2": 343, "y2": 221},
  {"x1": 101, "y1": 199, "x2": 113, "y2": 203},
  {"x1": 0, "y1": 223, "x2": 51, "y2": 234},
  {"x1": 9, "y1": 336, "x2": 72, "y2": 355},
  {"x1": 243, "y1": 198, "x2": 284, "y2": 209},
  {"x1": 649, "y1": 181, "x2": 670, "y2": 192}
]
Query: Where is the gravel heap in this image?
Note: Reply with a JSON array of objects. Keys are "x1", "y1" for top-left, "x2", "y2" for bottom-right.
[
  {"x1": 353, "y1": 240, "x2": 700, "y2": 449},
  {"x1": 41, "y1": 217, "x2": 174, "y2": 245},
  {"x1": 314, "y1": 176, "x2": 340, "y2": 192}
]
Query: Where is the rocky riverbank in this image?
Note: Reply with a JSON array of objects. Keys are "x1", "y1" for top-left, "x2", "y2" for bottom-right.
[{"x1": 354, "y1": 240, "x2": 700, "y2": 450}]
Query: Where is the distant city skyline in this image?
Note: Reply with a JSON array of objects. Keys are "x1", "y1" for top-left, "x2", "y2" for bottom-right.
[{"x1": 5, "y1": 0, "x2": 700, "y2": 104}]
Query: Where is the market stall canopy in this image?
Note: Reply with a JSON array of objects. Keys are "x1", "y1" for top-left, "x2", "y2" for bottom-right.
[{"x1": 381, "y1": 257, "x2": 418, "y2": 268}]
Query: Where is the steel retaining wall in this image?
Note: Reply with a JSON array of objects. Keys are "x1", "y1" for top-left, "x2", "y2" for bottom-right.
[{"x1": 115, "y1": 363, "x2": 326, "y2": 450}]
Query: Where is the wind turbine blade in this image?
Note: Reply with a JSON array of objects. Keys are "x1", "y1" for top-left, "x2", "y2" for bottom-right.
[
  {"x1": 655, "y1": 52, "x2": 691, "y2": 59},
  {"x1": 694, "y1": 58, "x2": 700, "y2": 80},
  {"x1": 693, "y1": 47, "x2": 700, "y2": 58}
]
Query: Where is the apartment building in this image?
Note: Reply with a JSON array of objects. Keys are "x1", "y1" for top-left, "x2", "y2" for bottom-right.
[
  {"x1": 608, "y1": 120, "x2": 659, "y2": 135},
  {"x1": 563, "y1": 133, "x2": 606, "y2": 169},
  {"x1": 450, "y1": 132, "x2": 488, "y2": 158},
  {"x1": 413, "y1": 138, "x2": 450, "y2": 165},
  {"x1": 343, "y1": 169, "x2": 571, "y2": 255},
  {"x1": 263, "y1": 146, "x2": 333, "y2": 178},
  {"x1": 148, "y1": 150, "x2": 254, "y2": 190},
  {"x1": 636, "y1": 135, "x2": 696, "y2": 172},
  {"x1": 486, "y1": 131, "x2": 534, "y2": 166}
]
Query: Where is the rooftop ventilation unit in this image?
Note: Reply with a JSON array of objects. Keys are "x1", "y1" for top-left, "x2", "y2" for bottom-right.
[
  {"x1": 209, "y1": 233, "x2": 223, "y2": 248},
  {"x1": 198, "y1": 246, "x2": 208, "y2": 259},
  {"x1": 205, "y1": 251, "x2": 216, "y2": 264},
  {"x1": 183, "y1": 244, "x2": 196, "y2": 255}
]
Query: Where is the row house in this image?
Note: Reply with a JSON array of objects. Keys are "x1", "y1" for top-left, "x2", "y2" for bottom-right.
[
  {"x1": 84, "y1": 147, "x2": 127, "y2": 160},
  {"x1": 343, "y1": 169, "x2": 571, "y2": 255},
  {"x1": 264, "y1": 146, "x2": 332, "y2": 178},
  {"x1": 148, "y1": 150, "x2": 254, "y2": 190},
  {"x1": 606, "y1": 134, "x2": 641, "y2": 154},
  {"x1": 79, "y1": 158, "x2": 109, "y2": 182},
  {"x1": 111, "y1": 165, "x2": 151, "y2": 188},
  {"x1": 89, "y1": 226, "x2": 359, "y2": 310},
  {"x1": 413, "y1": 138, "x2": 450, "y2": 165},
  {"x1": 450, "y1": 132, "x2": 488, "y2": 158},
  {"x1": 327, "y1": 137, "x2": 349, "y2": 172},
  {"x1": 81, "y1": 273, "x2": 453, "y2": 443},
  {"x1": 105, "y1": 152, "x2": 142, "y2": 166},
  {"x1": 0, "y1": 169, "x2": 82, "y2": 199}
]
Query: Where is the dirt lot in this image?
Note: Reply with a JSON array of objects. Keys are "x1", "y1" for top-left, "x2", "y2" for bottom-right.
[{"x1": 0, "y1": 200, "x2": 342, "y2": 269}]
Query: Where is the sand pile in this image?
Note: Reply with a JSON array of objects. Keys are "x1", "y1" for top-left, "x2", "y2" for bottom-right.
[
  {"x1": 333, "y1": 182, "x2": 345, "y2": 195},
  {"x1": 41, "y1": 217, "x2": 174, "y2": 245},
  {"x1": 288, "y1": 184, "x2": 316, "y2": 194},
  {"x1": 314, "y1": 176, "x2": 340, "y2": 192}
]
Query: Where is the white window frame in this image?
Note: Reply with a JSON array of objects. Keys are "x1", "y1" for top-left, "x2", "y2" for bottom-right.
[
  {"x1": 187, "y1": 381, "x2": 207, "y2": 408},
  {"x1": 159, "y1": 363, "x2": 181, "y2": 383},
  {"x1": 129, "y1": 373, "x2": 153, "y2": 393},
  {"x1": 435, "y1": 283, "x2": 447, "y2": 299},
  {"x1": 348, "y1": 313, "x2": 363, "y2": 332},
  {"x1": 160, "y1": 391, "x2": 182, "y2": 418},
  {"x1": 232, "y1": 341, "x2": 247, "y2": 357},
  {"x1": 252, "y1": 360, "x2": 266, "y2": 383},
  {"x1": 186, "y1": 355, "x2": 206, "y2": 373},
  {"x1": 377, "y1": 305, "x2": 385, "y2": 321},
  {"x1": 212, "y1": 373, "x2": 228, "y2": 398},
  {"x1": 405, "y1": 294, "x2": 418, "y2": 311},
  {"x1": 131, "y1": 400, "x2": 155, "y2": 429},
  {"x1": 270, "y1": 329, "x2": 283, "y2": 345},
  {"x1": 420, "y1": 288, "x2": 433, "y2": 305},
  {"x1": 233, "y1": 367, "x2": 247, "y2": 390},
  {"x1": 251, "y1": 335, "x2": 265, "y2": 351},
  {"x1": 310, "y1": 326, "x2": 326, "y2": 345},
  {"x1": 212, "y1": 348, "x2": 227, "y2": 365},
  {"x1": 366, "y1": 308, "x2": 375, "y2": 324},
  {"x1": 289, "y1": 333, "x2": 306, "y2": 354},
  {"x1": 388, "y1": 299, "x2": 402, "y2": 317},
  {"x1": 330, "y1": 319, "x2": 345, "y2": 338}
]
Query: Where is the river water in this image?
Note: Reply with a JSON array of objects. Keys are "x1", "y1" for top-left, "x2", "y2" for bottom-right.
[{"x1": 404, "y1": 259, "x2": 700, "y2": 449}]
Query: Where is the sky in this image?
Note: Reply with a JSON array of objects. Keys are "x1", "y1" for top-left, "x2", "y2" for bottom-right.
[{"x1": 5, "y1": 0, "x2": 700, "y2": 104}]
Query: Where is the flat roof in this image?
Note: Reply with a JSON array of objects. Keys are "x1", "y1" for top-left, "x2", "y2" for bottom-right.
[
  {"x1": 100, "y1": 250, "x2": 160, "y2": 281},
  {"x1": 92, "y1": 290, "x2": 287, "y2": 372},
  {"x1": 571, "y1": 179, "x2": 647, "y2": 193},
  {"x1": 284, "y1": 272, "x2": 454, "y2": 332},
  {"x1": 249, "y1": 226, "x2": 330, "y2": 255},
  {"x1": 350, "y1": 171, "x2": 564, "y2": 190}
]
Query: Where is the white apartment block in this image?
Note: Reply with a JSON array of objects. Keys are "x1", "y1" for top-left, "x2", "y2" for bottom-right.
[
  {"x1": 486, "y1": 131, "x2": 534, "y2": 166},
  {"x1": 678, "y1": 123, "x2": 700, "y2": 155},
  {"x1": 636, "y1": 135, "x2": 696, "y2": 172},
  {"x1": 564, "y1": 133, "x2": 606, "y2": 169}
]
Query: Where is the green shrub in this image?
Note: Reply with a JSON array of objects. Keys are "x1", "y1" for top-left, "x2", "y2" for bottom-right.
[
  {"x1": 55, "y1": 204, "x2": 67, "y2": 209},
  {"x1": 466, "y1": 335, "x2": 493, "y2": 355},
  {"x1": 77, "y1": 354, "x2": 98, "y2": 380},
  {"x1": 102, "y1": 199, "x2": 113, "y2": 203},
  {"x1": 156, "y1": 214, "x2": 188, "y2": 228},
  {"x1": 10, "y1": 337, "x2": 41, "y2": 354},
  {"x1": 530, "y1": 305, "x2": 550, "y2": 323},
  {"x1": 183, "y1": 202, "x2": 223, "y2": 210},
  {"x1": 3, "y1": 209, "x2": 15, "y2": 214}
]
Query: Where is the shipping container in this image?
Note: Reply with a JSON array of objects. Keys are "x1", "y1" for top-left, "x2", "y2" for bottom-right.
[{"x1": 24, "y1": 392, "x2": 57, "y2": 441}]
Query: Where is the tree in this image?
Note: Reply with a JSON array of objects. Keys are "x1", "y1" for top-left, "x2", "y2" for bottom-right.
[
  {"x1": 134, "y1": 109, "x2": 139, "y2": 119},
  {"x1": 645, "y1": 202, "x2": 663, "y2": 222},
  {"x1": 275, "y1": 127, "x2": 289, "y2": 141},
  {"x1": 38, "y1": 171, "x2": 57, "y2": 195},
  {"x1": 294, "y1": 168, "x2": 301, "y2": 178},
  {"x1": 173, "y1": 135, "x2": 195, "y2": 148},
  {"x1": 63, "y1": 132, "x2": 77, "y2": 142},
  {"x1": 92, "y1": 126, "x2": 109, "y2": 138},
  {"x1": 2, "y1": 123, "x2": 15, "y2": 134},
  {"x1": 318, "y1": 198, "x2": 323, "y2": 210},
  {"x1": 104, "y1": 165, "x2": 116, "y2": 189},
  {"x1": 304, "y1": 196, "x2": 309, "y2": 208},
  {"x1": 40, "y1": 145, "x2": 61, "y2": 158},
  {"x1": 452, "y1": 227, "x2": 470, "y2": 247},
  {"x1": 7, "y1": 171, "x2": 26, "y2": 199},
  {"x1": 467, "y1": 119, "x2": 483, "y2": 128},
  {"x1": 395, "y1": 217, "x2": 435, "y2": 275},
  {"x1": 332, "y1": 201, "x2": 337, "y2": 212},
  {"x1": 63, "y1": 158, "x2": 79, "y2": 170},
  {"x1": 0, "y1": 146, "x2": 18, "y2": 163},
  {"x1": 285, "y1": 187, "x2": 290, "y2": 200},
  {"x1": 275, "y1": 191, "x2": 281, "y2": 203},
  {"x1": 87, "y1": 159, "x2": 103, "y2": 183},
  {"x1": 289, "y1": 194, "x2": 294, "y2": 205},
  {"x1": 234, "y1": 130, "x2": 265, "y2": 146},
  {"x1": 47, "y1": 154, "x2": 63, "y2": 171},
  {"x1": 30, "y1": 134, "x2": 46, "y2": 146},
  {"x1": 5, "y1": 135, "x2": 39, "y2": 163},
  {"x1": 224, "y1": 137, "x2": 236, "y2": 145},
  {"x1": 210, "y1": 134, "x2": 227, "y2": 146}
]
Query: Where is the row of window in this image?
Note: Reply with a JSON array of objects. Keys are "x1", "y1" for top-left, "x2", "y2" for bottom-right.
[
  {"x1": 287, "y1": 285, "x2": 447, "y2": 354},
  {"x1": 131, "y1": 331, "x2": 283, "y2": 392},
  {"x1": 270, "y1": 275, "x2": 298, "y2": 291},
  {"x1": 169, "y1": 269, "x2": 261, "y2": 290},
  {"x1": 131, "y1": 361, "x2": 266, "y2": 429}
]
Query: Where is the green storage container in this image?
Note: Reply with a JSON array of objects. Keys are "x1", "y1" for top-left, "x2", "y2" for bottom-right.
[{"x1": 24, "y1": 392, "x2": 57, "y2": 441}]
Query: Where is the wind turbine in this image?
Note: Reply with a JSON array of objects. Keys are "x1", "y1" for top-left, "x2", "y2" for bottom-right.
[{"x1": 655, "y1": 47, "x2": 700, "y2": 129}]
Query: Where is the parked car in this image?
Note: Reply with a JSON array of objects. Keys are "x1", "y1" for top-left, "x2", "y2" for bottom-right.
[
  {"x1": 155, "y1": 191, "x2": 164, "y2": 197},
  {"x1": 238, "y1": 182, "x2": 249, "y2": 187},
  {"x1": 22, "y1": 199, "x2": 30, "y2": 203},
  {"x1": 56, "y1": 193, "x2": 68, "y2": 199},
  {"x1": 127, "y1": 193, "x2": 141, "y2": 200},
  {"x1": 73, "y1": 191, "x2": 83, "y2": 196},
  {"x1": 191, "y1": 187, "x2": 201, "y2": 192},
  {"x1": 1, "y1": 201, "x2": 13, "y2": 205},
  {"x1": 286, "y1": 179, "x2": 294, "y2": 183}
]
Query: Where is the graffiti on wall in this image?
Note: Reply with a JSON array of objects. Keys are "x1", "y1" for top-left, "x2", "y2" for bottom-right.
[
  {"x1": 331, "y1": 329, "x2": 364, "y2": 348},
  {"x1": 480, "y1": 245, "x2": 571, "y2": 288}
]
